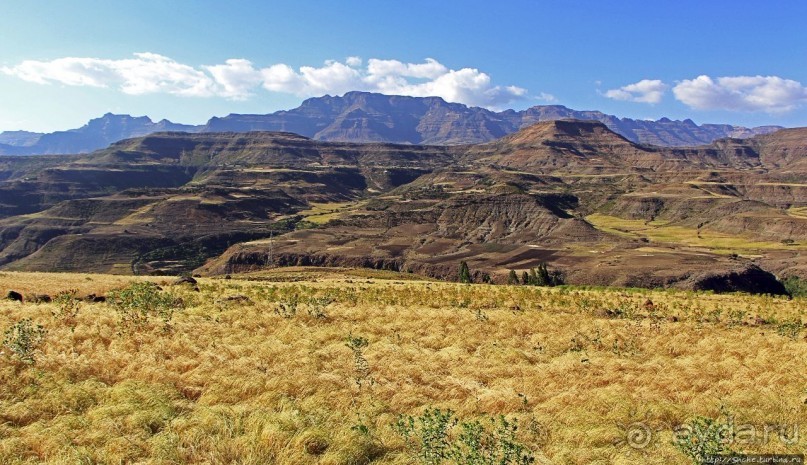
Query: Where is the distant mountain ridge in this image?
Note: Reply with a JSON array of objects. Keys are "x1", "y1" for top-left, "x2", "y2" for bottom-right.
[
  {"x1": 0, "y1": 114, "x2": 200, "y2": 156},
  {"x1": 0, "y1": 92, "x2": 783, "y2": 155}
]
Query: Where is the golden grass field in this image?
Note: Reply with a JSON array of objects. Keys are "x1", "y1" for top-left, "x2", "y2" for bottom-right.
[
  {"x1": 586, "y1": 213, "x2": 806, "y2": 255},
  {"x1": 0, "y1": 269, "x2": 805, "y2": 464}
]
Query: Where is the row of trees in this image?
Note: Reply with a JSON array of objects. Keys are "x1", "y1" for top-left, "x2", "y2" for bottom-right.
[
  {"x1": 507, "y1": 263, "x2": 563, "y2": 286},
  {"x1": 458, "y1": 261, "x2": 562, "y2": 286}
]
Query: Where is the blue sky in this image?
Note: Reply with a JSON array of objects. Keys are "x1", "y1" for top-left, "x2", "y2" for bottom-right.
[{"x1": 1, "y1": 0, "x2": 806, "y2": 132}]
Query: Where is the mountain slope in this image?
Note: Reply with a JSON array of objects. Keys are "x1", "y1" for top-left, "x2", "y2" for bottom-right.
[{"x1": 0, "y1": 121, "x2": 803, "y2": 291}]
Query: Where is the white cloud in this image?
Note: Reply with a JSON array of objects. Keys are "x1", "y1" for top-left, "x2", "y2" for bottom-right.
[
  {"x1": 366, "y1": 58, "x2": 448, "y2": 79},
  {"x1": 1, "y1": 53, "x2": 529, "y2": 108},
  {"x1": 604, "y1": 79, "x2": 668, "y2": 104},
  {"x1": 1, "y1": 52, "x2": 216, "y2": 97},
  {"x1": 204, "y1": 59, "x2": 262, "y2": 100},
  {"x1": 345, "y1": 56, "x2": 363, "y2": 67},
  {"x1": 673, "y1": 75, "x2": 807, "y2": 113},
  {"x1": 536, "y1": 92, "x2": 557, "y2": 102}
]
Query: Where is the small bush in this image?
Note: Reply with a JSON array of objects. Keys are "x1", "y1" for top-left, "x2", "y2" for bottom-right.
[
  {"x1": 108, "y1": 282, "x2": 182, "y2": 332},
  {"x1": 395, "y1": 408, "x2": 457, "y2": 465},
  {"x1": 782, "y1": 275, "x2": 807, "y2": 298},
  {"x1": 52, "y1": 289, "x2": 81, "y2": 327},
  {"x1": 394, "y1": 408, "x2": 535, "y2": 465},
  {"x1": 2, "y1": 319, "x2": 47, "y2": 365},
  {"x1": 346, "y1": 333, "x2": 371, "y2": 388},
  {"x1": 674, "y1": 410, "x2": 738, "y2": 464},
  {"x1": 776, "y1": 319, "x2": 802, "y2": 340},
  {"x1": 306, "y1": 296, "x2": 333, "y2": 319},
  {"x1": 275, "y1": 294, "x2": 299, "y2": 318},
  {"x1": 451, "y1": 416, "x2": 535, "y2": 465}
]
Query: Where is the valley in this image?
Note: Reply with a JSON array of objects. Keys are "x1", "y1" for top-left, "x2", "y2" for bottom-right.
[{"x1": 0, "y1": 120, "x2": 804, "y2": 293}]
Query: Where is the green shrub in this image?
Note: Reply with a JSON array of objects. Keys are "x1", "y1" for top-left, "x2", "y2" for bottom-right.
[
  {"x1": 776, "y1": 318, "x2": 802, "y2": 340},
  {"x1": 394, "y1": 408, "x2": 535, "y2": 465},
  {"x1": 346, "y1": 333, "x2": 371, "y2": 388},
  {"x1": 451, "y1": 416, "x2": 535, "y2": 465},
  {"x1": 108, "y1": 282, "x2": 182, "y2": 332},
  {"x1": 674, "y1": 410, "x2": 738, "y2": 464},
  {"x1": 395, "y1": 408, "x2": 457, "y2": 465},
  {"x1": 274, "y1": 294, "x2": 299, "y2": 318},
  {"x1": 782, "y1": 275, "x2": 807, "y2": 298},
  {"x1": 2, "y1": 319, "x2": 47, "y2": 365},
  {"x1": 52, "y1": 289, "x2": 81, "y2": 327}
]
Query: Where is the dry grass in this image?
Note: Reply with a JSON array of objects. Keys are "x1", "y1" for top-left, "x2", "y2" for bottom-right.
[
  {"x1": 299, "y1": 202, "x2": 364, "y2": 224},
  {"x1": 0, "y1": 271, "x2": 805, "y2": 464},
  {"x1": 586, "y1": 213, "x2": 806, "y2": 254}
]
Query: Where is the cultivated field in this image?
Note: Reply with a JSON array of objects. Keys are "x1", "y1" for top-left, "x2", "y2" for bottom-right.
[{"x1": 0, "y1": 269, "x2": 805, "y2": 464}]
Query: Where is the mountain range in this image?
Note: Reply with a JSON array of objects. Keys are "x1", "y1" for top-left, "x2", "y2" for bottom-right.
[
  {"x1": 0, "y1": 119, "x2": 804, "y2": 293},
  {"x1": 0, "y1": 92, "x2": 783, "y2": 155}
]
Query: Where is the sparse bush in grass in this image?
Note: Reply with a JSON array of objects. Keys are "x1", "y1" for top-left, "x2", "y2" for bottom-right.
[
  {"x1": 108, "y1": 282, "x2": 182, "y2": 332},
  {"x1": 275, "y1": 294, "x2": 299, "y2": 318},
  {"x1": 727, "y1": 309, "x2": 747, "y2": 328},
  {"x1": 394, "y1": 408, "x2": 535, "y2": 465},
  {"x1": 452, "y1": 416, "x2": 535, "y2": 465},
  {"x1": 395, "y1": 408, "x2": 457, "y2": 465},
  {"x1": 782, "y1": 275, "x2": 807, "y2": 298},
  {"x1": 674, "y1": 410, "x2": 738, "y2": 464},
  {"x1": 346, "y1": 333, "x2": 371, "y2": 388},
  {"x1": 775, "y1": 318, "x2": 802, "y2": 340},
  {"x1": 2, "y1": 319, "x2": 47, "y2": 365},
  {"x1": 306, "y1": 296, "x2": 333, "y2": 319},
  {"x1": 52, "y1": 289, "x2": 81, "y2": 328},
  {"x1": 508, "y1": 270, "x2": 519, "y2": 285}
]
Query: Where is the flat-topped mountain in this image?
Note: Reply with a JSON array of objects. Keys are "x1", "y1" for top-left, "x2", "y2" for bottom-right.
[
  {"x1": 206, "y1": 92, "x2": 783, "y2": 147},
  {"x1": 0, "y1": 93, "x2": 783, "y2": 155}
]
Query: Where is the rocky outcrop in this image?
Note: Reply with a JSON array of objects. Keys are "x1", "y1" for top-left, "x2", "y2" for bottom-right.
[{"x1": 682, "y1": 265, "x2": 788, "y2": 295}]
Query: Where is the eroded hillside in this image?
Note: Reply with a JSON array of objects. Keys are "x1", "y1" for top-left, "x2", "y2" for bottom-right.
[{"x1": 0, "y1": 121, "x2": 804, "y2": 292}]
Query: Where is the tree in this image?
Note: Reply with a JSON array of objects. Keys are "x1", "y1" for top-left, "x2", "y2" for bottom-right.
[
  {"x1": 458, "y1": 261, "x2": 472, "y2": 284},
  {"x1": 521, "y1": 271, "x2": 530, "y2": 285},
  {"x1": 529, "y1": 268, "x2": 539, "y2": 285},
  {"x1": 507, "y1": 270, "x2": 519, "y2": 285},
  {"x1": 537, "y1": 263, "x2": 551, "y2": 286}
]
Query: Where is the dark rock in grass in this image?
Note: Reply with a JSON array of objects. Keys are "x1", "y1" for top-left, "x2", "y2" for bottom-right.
[
  {"x1": 173, "y1": 276, "x2": 197, "y2": 286},
  {"x1": 220, "y1": 294, "x2": 252, "y2": 304},
  {"x1": 84, "y1": 294, "x2": 106, "y2": 303},
  {"x1": 30, "y1": 294, "x2": 52, "y2": 303}
]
